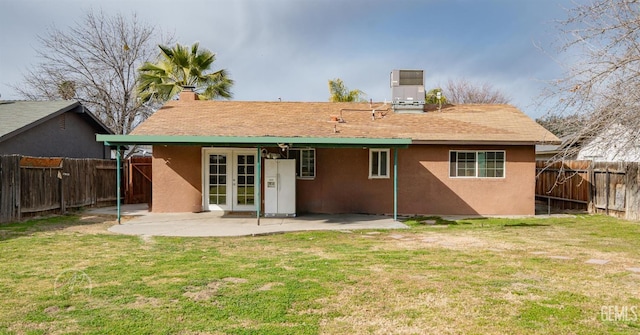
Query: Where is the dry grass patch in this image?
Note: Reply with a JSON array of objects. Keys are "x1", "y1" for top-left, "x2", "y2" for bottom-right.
[{"x1": 1, "y1": 214, "x2": 639, "y2": 334}]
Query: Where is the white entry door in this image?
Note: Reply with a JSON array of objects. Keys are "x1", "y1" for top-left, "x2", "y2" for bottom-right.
[{"x1": 203, "y1": 149, "x2": 257, "y2": 211}]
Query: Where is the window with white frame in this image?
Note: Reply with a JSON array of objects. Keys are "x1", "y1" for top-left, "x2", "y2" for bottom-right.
[
  {"x1": 290, "y1": 148, "x2": 315, "y2": 179},
  {"x1": 369, "y1": 149, "x2": 390, "y2": 178},
  {"x1": 449, "y1": 151, "x2": 505, "y2": 178}
]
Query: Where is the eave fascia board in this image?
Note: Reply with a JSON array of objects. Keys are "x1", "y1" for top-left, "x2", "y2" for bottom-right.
[
  {"x1": 410, "y1": 140, "x2": 561, "y2": 146},
  {"x1": 97, "y1": 134, "x2": 412, "y2": 148}
]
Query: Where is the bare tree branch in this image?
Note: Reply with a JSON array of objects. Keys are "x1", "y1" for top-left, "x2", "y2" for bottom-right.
[
  {"x1": 542, "y1": 0, "x2": 640, "y2": 163},
  {"x1": 11, "y1": 9, "x2": 172, "y2": 135},
  {"x1": 443, "y1": 78, "x2": 510, "y2": 104}
]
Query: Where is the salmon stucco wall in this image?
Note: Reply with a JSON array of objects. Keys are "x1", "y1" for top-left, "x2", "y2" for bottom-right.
[
  {"x1": 397, "y1": 145, "x2": 536, "y2": 216},
  {"x1": 152, "y1": 145, "x2": 202, "y2": 212},
  {"x1": 297, "y1": 145, "x2": 535, "y2": 216},
  {"x1": 296, "y1": 148, "x2": 393, "y2": 214},
  {"x1": 150, "y1": 144, "x2": 536, "y2": 215}
]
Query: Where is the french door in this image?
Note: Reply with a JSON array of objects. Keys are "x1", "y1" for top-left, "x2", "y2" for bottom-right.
[{"x1": 203, "y1": 149, "x2": 256, "y2": 211}]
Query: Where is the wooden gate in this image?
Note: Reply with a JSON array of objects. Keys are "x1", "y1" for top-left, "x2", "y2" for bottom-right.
[
  {"x1": 124, "y1": 156, "x2": 152, "y2": 205},
  {"x1": 536, "y1": 160, "x2": 640, "y2": 220},
  {"x1": 535, "y1": 160, "x2": 590, "y2": 211}
]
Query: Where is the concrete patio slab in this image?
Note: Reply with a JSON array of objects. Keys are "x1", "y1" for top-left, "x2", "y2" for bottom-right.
[
  {"x1": 92, "y1": 205, "x2": 408, "y2": 237},
  {"x1": 86, "y1": 203, "x2": 150, "y2": 216}
]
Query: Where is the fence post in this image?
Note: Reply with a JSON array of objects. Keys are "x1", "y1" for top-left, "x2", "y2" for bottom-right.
[
  {"x1": 605, "y1": 165, "x2": 610, "y2": 216},
  {"x1": 59, "y1": 159, "x2": 65, "y2": 214},
  {"x1": 625, "y1": 162, "x2": 639, "y2": 221},
  {"x1": 0, "y1": 155, "x2": 21, "y2": 223},
  {"x1": 587, "y1": 161, "x2": 593, "y2": 214},
  {"x1": 116, "y1": 146, "x2": 122, "y2": 224},
  {"x1": 16, "y1": 156, "x2": 21, "y2": 222}
]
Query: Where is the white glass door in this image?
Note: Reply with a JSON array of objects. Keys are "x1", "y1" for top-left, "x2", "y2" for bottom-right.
[
  {"x1": 232, "y1": 153, "x2": 256, "y2": 211},
  {"x1": 204, "y1": 149, "x2": 256, "y2": 211},
  {"x1": 207, "y1": 153, "x2": 229, "y2": 210}
]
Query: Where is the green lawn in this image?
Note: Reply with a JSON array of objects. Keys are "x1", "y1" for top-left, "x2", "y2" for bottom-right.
[{"x1": 1, "y1": 214, "x2": 639, "y2": 334}]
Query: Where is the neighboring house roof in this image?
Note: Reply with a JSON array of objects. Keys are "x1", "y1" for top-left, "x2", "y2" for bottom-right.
[
  {"x1": 125, "y1": 101, "x2": 559, "y2": 145},
  {"x1": 577, "y1": 124, "x2": 640, "y2": 162},
  {"x1": 0, "y1": 100, "x2": 113, "y2": 143},
  {"x1": 535, "y1": 136, "x2": 575, "y2": 160},
  {"x1": 536, "y1": 143, "x2": 560, "y2": 153}
]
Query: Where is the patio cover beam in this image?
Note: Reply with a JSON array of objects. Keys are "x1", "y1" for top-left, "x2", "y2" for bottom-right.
[
  {"x1": 97, "y1": 134, "x2": 411, "y2": 148},
  {"x1": 99, "y1": 135, "x2": 410, "y2": 223},
  {"x1": 394, "y1": 148, "x2": 398, "y2": 221},
  {"x1": 116, "y1": 146, "x2": 122, "y2": 224},
  {"x1": 256, "y1": 146, "x2": 261, "y2": 226}
]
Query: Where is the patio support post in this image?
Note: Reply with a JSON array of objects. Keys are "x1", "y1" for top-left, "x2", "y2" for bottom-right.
[
  {"x1": 256, "y1": 146, "x2": 261, "y2": 225},
  {"x1": 116, "y1": 145, "x2": 122, "y2": 224},
  {"x1": 394, "y1": 148, "x2": 398, "y2": 221}
]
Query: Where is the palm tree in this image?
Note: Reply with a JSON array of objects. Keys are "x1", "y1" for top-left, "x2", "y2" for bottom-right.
[
  {"x1": 137, "y1": 43, "x2": 233, "y2": 103},
  {"x1": 328, "y1": 78, "x2": 366, "y2": 102}
]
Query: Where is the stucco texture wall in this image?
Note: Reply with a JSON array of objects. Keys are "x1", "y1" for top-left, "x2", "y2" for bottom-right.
[
  {"x1": 397, "y1": 145, "x2": 535, "y2": 216},
  {"x1": 298, "y1": 145, "x2": 535, "y2": 216},
  {"x1": 151, "y1": 145, "x2": 202, "y2": 212},
  {"x1": 297, "y1": 148, "x2": 393, "y2": 214},
  {"x1": 150, "y1": 145, "x2": 536, "y2": 215}
]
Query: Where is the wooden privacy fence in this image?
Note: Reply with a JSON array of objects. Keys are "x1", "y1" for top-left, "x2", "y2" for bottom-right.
[
  {"x1": 124, "y1": 156, "x2": 152, "y2": 205},
  {"x1": 536, "y1": 160, "x2": 640, "y2": 221},
  {"x1": 0, "y1": 155, "x2": 119, "y2": 223}
]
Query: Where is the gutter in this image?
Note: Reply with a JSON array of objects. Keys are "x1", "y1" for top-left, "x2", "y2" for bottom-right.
[
  {"x1": 410, "y1": 140, "x2": 562, "y2": 146},
  {"x1": 96, "y1": 134, "x2": 412, "y2": 147}
]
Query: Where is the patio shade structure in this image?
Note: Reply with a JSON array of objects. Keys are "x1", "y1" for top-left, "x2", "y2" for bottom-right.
[{"x1": 97, "y1": 134, "x2": 411, "y2": 224}]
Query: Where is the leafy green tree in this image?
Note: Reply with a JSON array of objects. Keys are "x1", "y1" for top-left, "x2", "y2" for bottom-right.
[
  {"x1": 137, "y1": 43, "x2": 233, "y2": 103},
  {"x1": 328, "y1": 78, "x2": 366, "y2": 102},
  {"x1": 425, "y1": 88, "x2": 448, "y2": 104}
]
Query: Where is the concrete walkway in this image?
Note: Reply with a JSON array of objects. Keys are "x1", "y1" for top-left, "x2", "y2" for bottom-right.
[{"x1": 89, "y1": 205, "x2": 408, "y2": 237}]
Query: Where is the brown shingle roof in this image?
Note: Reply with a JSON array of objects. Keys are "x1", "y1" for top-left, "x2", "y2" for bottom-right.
[{"x1": 131, "y1": 100, "x2": 559, "y2": 144}]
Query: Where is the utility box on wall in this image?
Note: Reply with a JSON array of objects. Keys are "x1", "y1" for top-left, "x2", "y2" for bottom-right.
[{"x1": 264, "y1": 159, "x2": 296, "y2": 217}]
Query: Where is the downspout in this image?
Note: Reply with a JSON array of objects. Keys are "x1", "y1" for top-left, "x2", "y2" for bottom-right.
[
  {"x1": 116, "y1": 145, "x2": 122, "y2": 224},
  {"x1": 256, "y1": 146, "x2": 261, "y2": 225},
  {"x1": 394, "y1": 148, "x2": 398, "y2": 221}
]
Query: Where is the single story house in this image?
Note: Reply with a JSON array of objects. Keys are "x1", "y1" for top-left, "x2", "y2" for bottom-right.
[
  {"x1": 0, "y1": 100, "x2": 112, "y2": 159},
  {"x1": 535, "y1": 136, "x2": 576, "y2": 161},
  {"x1": 98, "y1": 87, "x2": 559, "y2": 218},
  {"x1": 577, "y1": 124, "x2": 640, "y2": 162}
]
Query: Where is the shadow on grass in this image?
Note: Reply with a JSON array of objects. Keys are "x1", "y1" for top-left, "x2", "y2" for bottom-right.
[
  {"x1": 403, "y1": 216, "x2": 470, "y2": 227},
  {"x1": 0, "y1": 212, "x2": 115, "y2": 241},
  {"x1": 412, "y1": 216, "x2": 553, "y2": 229},
  {"x1": 503, "y1": 222, "x2": 550, "y2": 227}
]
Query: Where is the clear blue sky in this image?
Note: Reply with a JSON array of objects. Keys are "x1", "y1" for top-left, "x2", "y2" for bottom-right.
[{"x1": 0, "y1": 0, "x2": 573, "y2": 118}]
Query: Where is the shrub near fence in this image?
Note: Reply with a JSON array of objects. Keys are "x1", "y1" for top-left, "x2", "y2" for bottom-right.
[
  {"x1": 0, "y1": 155, "x2": 118, "y2": 223},
  {"x1": 536, "y1": 160, "x2": 640, "y2": 221}
]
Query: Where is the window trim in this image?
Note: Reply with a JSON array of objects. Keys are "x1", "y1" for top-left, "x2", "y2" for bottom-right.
[
  {"x1": 449, "y1": 150, "x2": 506, "y2": 179},
  {"x1": 290, "y1": 148, "x2": 316, "y2": 179},
  {"x1": 369, "y1": 148, "x2": 390, "y2": 179}
]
